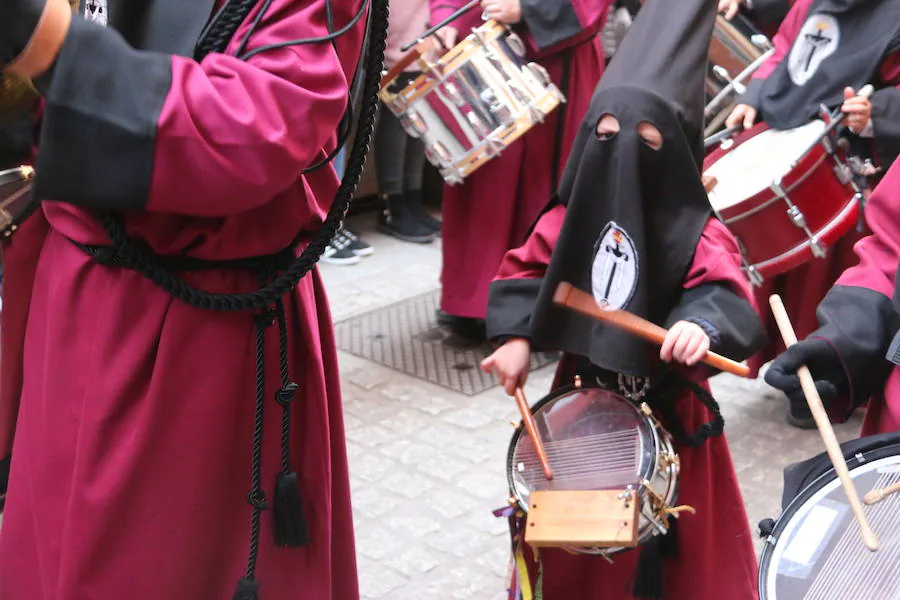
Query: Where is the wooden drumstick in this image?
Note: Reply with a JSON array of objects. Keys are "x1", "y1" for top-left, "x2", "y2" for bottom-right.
[
  {"x1": 514, "y1": 387, "x2": 553, "y2": 481},
  {"x1": 769, "y1": 294, "x2": 880, "y2": 552},
  {"x1": 553, "y1": 282, "x2": 751, "y2": 378},
  {"x1": 864, "y1": 480, "x2": 900, "y2": 506}
]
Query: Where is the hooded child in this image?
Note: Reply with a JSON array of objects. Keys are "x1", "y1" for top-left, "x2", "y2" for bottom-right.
[{"x1": 482, "y1": 0, "x2": 766, "y2": 596}]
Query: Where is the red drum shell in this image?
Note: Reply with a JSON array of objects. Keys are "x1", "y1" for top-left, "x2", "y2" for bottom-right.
[{"x1": 703, "y1": 122, "x2": 859, "y2": 279}]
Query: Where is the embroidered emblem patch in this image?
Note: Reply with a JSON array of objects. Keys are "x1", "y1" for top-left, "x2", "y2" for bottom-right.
[
  {"x1": 84, "y1": 0, "x2": 108, "y2": 27},
  {"x1": 591, "y1": 222, "x2": 638, "y2": 311},
  {"x1": 787, "y1": 14, "x2": 839, "y2": 86}
]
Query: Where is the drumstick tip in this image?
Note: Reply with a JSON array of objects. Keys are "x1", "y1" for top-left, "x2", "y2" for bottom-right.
[{"x1": 768, "y1": 294, "x2": 785, "y2": 312}]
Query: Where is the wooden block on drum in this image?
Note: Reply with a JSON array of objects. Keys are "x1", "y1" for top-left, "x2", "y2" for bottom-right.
[{"x1": 524, "y1": 490, "x2": 639, "y2": 549}]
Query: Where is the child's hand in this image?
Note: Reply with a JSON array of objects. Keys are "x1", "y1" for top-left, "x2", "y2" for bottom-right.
[
  {"x1": 660, "y1": 321, "x2": 710, "y2": 367},
  {"x1": 481, "y1": 338, "x2": 531, "y2": 395}
]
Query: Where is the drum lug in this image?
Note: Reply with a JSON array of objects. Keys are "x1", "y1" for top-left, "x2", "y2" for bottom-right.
[
  {"x1": 744, "y1": 265, "x2": 764, "y2": 287},
  {"x1": 440, "y1": 167, "x2": 464, "y2": 186},
  {"x1": 786, "y1": 205, "x2": 808, "y2": 229},
  {"x1": 484, "y1": 136, "x2": 506, "y2": 159},
  {"x1": 810, "y1": 236, "x2": 826, "y2": 258},
  {"x1": 505, "y1": 32, "x2": 526, "y2": 57},
  {"x1": 765, "y1": 534, "x2": 778, "y2": 546}
]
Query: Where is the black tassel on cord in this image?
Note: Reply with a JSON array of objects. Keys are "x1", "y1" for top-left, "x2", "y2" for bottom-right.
[
  {"x1": 233, "y1": 576, "x2": 260, "y2": 600},
  {"x1": 272, "y1": 299, "x2": 310, "y2": 548},
  {"x1": 660, "y1": 518, "x2": 678, "y2": 559},
  {"x1": 632, "y1": 535, "x2": 664, "y2": 600},
  {"x1": 274, "y1": 469, "x2": 310, "y2": 547}
]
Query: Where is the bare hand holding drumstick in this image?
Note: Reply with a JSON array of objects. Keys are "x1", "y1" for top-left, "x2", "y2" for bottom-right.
[
  {"x1": 481, "y1": 338, "x2": 531, "y2": 396},
  {"x1": 434, "y1": 26, "x2": 458, "y2": 50},
  {"x1": 717, "y1": 0, "x2": 743, "y2": 19},
  {"x1": 841, "y1": 86, "x2": 873, "y2": 134},
  {"x1": 725, "y1": 103, "x2": 757, "y2": 130},
  {"x1": 481, "y1": 0, "x2": 521, "y2": 24}
]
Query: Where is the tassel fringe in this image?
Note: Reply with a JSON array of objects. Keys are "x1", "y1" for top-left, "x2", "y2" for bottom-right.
[
  {"x1": 273, "y1": 471, "x2": 310, "y2": 547},
  {"x1": 233, "y1": 576, "x2": 260, "y2": 600}
]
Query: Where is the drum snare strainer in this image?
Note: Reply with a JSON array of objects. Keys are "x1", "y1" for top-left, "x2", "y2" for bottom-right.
[{"x1": 506, "y1": 380, "x2": 689, "y2": 556}]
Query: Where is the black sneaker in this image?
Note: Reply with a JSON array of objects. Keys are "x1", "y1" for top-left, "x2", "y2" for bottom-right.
[
  {"x1": 321, "y1": 232, "x2": 361, "y2": 265},
  {"x1": 786, "y1": 400, "x2": 816, "y2": 430},
  {"x1": 339, "y1": 227, "x2": 374, "y2": 257},
  {"x1": 436, "y1": 309, "x2": 487, "y2": 341}
]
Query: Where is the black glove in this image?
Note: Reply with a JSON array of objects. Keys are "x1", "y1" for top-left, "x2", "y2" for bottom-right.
[
  {"x1": 765, "y1": 339, "x2": 846, "y2": 406},
  {"x1": 1, "y1": 0, "x2": 52, "y2": 66}
]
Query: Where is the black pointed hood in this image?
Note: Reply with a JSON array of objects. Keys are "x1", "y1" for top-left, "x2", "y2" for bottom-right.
[{"x1": 529, "y1": 0, "x2": 718, "y2": 376}]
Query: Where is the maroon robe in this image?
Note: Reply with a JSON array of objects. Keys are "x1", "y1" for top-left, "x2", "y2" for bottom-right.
[
  {"x1": 488, "y1": 205, "x2": 760, "y2": 599},
  {"x1": 744, "y1": 0, "x2": 900, "y2": 372},
  {"x1": 0, "y1": 1, "x2": 364, "y2": 598},
  {"x1": 428, "y1": 0, "x2": 611, "y2": 320}
]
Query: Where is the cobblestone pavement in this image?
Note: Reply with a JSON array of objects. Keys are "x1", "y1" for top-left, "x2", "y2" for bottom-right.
[{"x1": 323, "y1": 214, "x2": 864, "y2": 600}]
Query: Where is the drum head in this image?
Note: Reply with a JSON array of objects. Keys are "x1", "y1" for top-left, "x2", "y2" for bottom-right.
[
  {"x1": 705, "y1": 120, "x2": 825, "y2": 212},
  {"x1": 506, "y1": 386, "x2": 657, "y2": 512},
  {"x1": 759, "y1": 443, "x2": 900, "y2": 599}
]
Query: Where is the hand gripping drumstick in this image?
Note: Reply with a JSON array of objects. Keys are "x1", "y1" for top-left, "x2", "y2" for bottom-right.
[
  {"x1": 514, "y1": 387, "x2": 553, "y2": 480},
  {"x1": 553, "y1": 282, "x2": 751, "y2": 378},
  {"x1": 790, "y1": 84, "x2": 874, "y2": 170},
  {"x1": 864, "y1": 480, "x2": 900, "y2": 506},
  {"x1": 769, "y1": 294, "x2": 880, "y2": 552}
]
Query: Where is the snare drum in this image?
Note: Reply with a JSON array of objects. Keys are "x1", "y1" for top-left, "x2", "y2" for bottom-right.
[
  {"x1": 759, "y1": 437, "x2": 900, "y2": 599},
  {"x1": 703, "y1": 120, "x2": 860, "y2": 283},
  {"x1": 0, "y1": 166, "x2": 36, "y2": 238},
  {"x1": 506, "y1": 383, "x2": 680, "y2": 556},
  {"x1": 380, "y1": 20, "x2": 565, "y2": 185},
  {"x1": 705, "y1": 15, "x2": 769, "y2": 136}
]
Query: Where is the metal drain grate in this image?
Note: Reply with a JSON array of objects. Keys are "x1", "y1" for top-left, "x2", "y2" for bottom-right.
[{"x1": 334, "y1": 289, "x2": 558, "y2": 395}]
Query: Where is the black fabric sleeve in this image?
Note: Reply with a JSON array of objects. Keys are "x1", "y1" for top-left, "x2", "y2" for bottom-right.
[
  {"x1": 810, "y1": 285, "x2": 899, "y2": 415},
  {"x1": 749, "y1": 0, "x2": 792, "y2": 29},
  {"x1": 740, "y1": 77, "x2": 765, "y2": 109},
  {"x1": 32, "y1": 17, "x2": 172, "y2": 210},
  {"x1": 0, "y1": 454, "x2": 9, "y2": 499},
  {"x1": 664, "y1": 282, "x2": 767, "y2": 362},
  {"x1": 870, "y1": 87, "x2": 900, "y2": 169},
  {"x1": 520, "y1": 0, "x2": 583, "y2": 51},
  {"x1": 486, "y1": 278, "x2": 544, "y2": 342}
]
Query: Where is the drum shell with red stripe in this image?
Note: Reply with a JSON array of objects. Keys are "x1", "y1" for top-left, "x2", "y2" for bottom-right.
[{"x1": 703, "y1": 122, "x2": 859, "y2": 279}]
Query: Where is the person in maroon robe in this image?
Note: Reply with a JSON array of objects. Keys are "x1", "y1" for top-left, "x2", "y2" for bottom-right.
[
  {"x1": 481, "y1": 0, "x2": 766, "y2": 596},
  {"x1": 426, "y1": 0, "x2": 612, "y2": 340},
  {"x1": 722, "y1": 0, "x2": 900, "y2": 428},
  {"x1": 765, "y1": 160, "x2": 900, "y2": 436},
  {"x1": 0, "y1": 0, "x2": 371, "y2": 598}
]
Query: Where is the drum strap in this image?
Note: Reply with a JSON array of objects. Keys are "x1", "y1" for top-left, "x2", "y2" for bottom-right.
[
  {"x1": 650, "y1": 372, "x2": 724, "y2": 447},
  {"x1": 577, "y1": 361, "x2": 725, "y2": 447}
]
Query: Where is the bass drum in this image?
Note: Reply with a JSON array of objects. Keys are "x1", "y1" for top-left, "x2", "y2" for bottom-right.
[{"x1": 759, "y1": 436, "x2": 900, "y2": 599}]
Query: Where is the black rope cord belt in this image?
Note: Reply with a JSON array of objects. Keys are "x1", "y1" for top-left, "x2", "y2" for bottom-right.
[{"x1": 72, "y1": 238, "x2": 311, "y2": 598}]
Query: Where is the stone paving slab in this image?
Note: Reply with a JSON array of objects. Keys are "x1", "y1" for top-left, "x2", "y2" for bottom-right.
[{"x1": 321, "y1": 215, "x2": 864, "y2": 600}]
